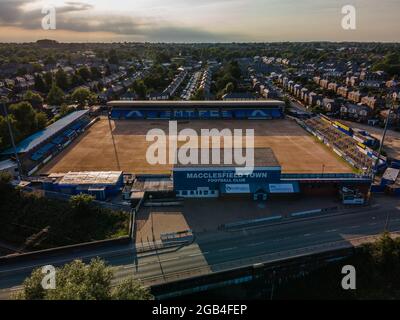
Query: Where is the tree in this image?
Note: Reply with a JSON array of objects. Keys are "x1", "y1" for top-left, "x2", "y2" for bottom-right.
[
  {"x1": 9, "y1": 102, "x2": 37, "y2": 136},
  {"x1": 69, "y1": 194, "x2": 95, "y2": 216},
  {"x1": 283, "y1": 96, "x2": 291, "y2": 111},
  {"x1": 90, "y1": 66, "x2": 102, "y2": 80},
  {"x1": 369, "y1": 232, "x2": 399, "y2": 273},
  {"x1": 78, "y1": 67, "x2": 92, "y2": 82},
  {"x1": 47, "y1": 84, "x2": 65, "y2": 106},
  {"x1": 15, "y1": 259, "x2": 153, "y2": 300},
  {"x1": 31, "y1": 63, "x2": 43, "y2": 73},
  {"x1": 34, "y1": 74, "x2": 47, "y2": 93},
  {"x1": 43, "y1": 72, "x2": 53, "y2": 89},
  {"x1": 44, "y1": 55, "x2": 56, "y2": 66},
  {"x1": 23, "y1": 90, "x2": 44, "y2": 108},
  {"x1": 224, "y1": 82, "x2": 235, "y2": 94},
  {"x1": 112, "y1": 278, "x2": 153, "y2": 300},
  {"x1": 71, "y1": 87, "x2": 93, "y2": 107},
  {"x1": 59, "y1": 104, "x2": 74, "y2": 117},
  {"x1": 108, "y1": 49, "x2": 119, "y2": 65},
  {"x1": 132, "y1": 80, "x2": 147, "y2": 99},
  {"x1": 191, "y1": 88, "x2": 205, "y2": 101},
  {"x1": 15, "y1": 268, "x2": 47, "y2": 300},
  {"x1": 36, "y1": 112, "x2": 48, "y2": 130},
  {"x1": 70, "y1": 73, "x2": 84, "y2": 87},
  {"x1": 0, "y1": 115, "x2": 20, "y2": 149},
  {"x1": 55, "y1": 69, "x2": 69, "y2": 91}
]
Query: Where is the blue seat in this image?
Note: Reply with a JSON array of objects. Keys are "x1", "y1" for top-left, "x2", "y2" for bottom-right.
[
  {"x1": 31, "y1": 153, "x2": 43, "y2": 161},
  {"x1": 110, "y1": 110, "x2": 121, "y2": 119},
  {"x1": 52, "y1": 136, "x2": 65, "y2": 145}
]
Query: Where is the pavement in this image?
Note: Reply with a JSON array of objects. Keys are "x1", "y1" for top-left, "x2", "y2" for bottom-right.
[{"x1": 0, "y1": 195, "x2": 399, "y2": 299}]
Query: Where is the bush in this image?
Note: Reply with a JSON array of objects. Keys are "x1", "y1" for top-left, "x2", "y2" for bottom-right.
[
  {"x1": 0, "y1": 188, "x2": 129, "y2": 250},
  {"x1": 15, "y1": 259, "x2": 153, "y2": 300}
]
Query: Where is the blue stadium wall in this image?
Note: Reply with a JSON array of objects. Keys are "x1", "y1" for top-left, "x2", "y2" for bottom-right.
[
  {"x1": 44, "y1": 175, "x2": 124, "y2": 201},
  {"x1": 173, "y1": 167, "x2": 302, "y2": 198},
  {"x1": 110, "y1": 108, "x2": 284, "y2": 120}
]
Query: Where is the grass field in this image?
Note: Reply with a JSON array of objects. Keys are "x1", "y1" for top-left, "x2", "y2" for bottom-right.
[{"x1": 40, "y1": 117, "x2": 353, "y2": 175}]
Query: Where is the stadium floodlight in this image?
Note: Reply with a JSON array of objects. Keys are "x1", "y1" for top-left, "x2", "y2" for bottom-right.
[{"x1": 1, "y1": 96, "x2": 23, "y2": 181}]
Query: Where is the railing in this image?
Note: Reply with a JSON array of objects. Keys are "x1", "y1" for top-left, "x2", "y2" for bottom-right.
[{"x1": 281, "y1": 173, "x2": 372, "y2": 180}]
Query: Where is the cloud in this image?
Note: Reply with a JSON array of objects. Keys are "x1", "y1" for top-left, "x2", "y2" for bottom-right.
[
  {"x1": 0, "y1": 0, "x2": 243, "y2": 42},
  {"x1": 0, "y1": 0, "x2": 94, "y2": 28},
  {"x1": 143, "y1": 27, "x2": 241, "y2": 43},
  {"x1": 0, "y1": 0, "x2": 29, "y2": 23}
]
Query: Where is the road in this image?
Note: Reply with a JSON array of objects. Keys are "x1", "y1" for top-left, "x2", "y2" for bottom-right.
[{"x1": 1, "y1": 196, "x2": 399, "y2": 299}]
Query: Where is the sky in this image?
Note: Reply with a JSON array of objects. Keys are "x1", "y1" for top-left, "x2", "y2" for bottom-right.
[{"x1": 0, "y1": 0, "x2": 399, "y2": 43}]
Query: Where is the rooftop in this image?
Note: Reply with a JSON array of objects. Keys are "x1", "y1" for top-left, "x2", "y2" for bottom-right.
[
  {"x1": 57, "y1": 171, "x2": 123, "y2": 186},
  {"x1": 107, "y1": 100, "x2": 285, "y2": 109},
  {"x1": 0, "y1": 159, "x2": 17, "y2": 171},
  {"x1": 132, "y1": 177, "x2": 174, "y2": 192},
  {"x1": 1, "y1": 110, "x2": 89, "y2": 155}
]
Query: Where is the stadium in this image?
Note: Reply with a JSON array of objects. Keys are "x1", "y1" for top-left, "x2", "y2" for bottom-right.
[
  {"x1": 36, "y1": 100, "x2": 372, "y2": 202},
  {"x1": 0, "y1": 110, "x2": 92, "y2": 176}
]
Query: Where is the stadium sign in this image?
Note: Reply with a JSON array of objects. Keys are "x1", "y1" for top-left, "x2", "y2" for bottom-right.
[{"x1": 118, "y1": 109, "x2": 282, "y2": 120}]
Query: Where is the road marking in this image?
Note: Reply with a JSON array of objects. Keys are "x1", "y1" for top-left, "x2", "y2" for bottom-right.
[
  {"x1": 304, "y1": 234, "x2": 312, "y2": 237},
  {"x1": 349, "y1": 225, "x2": 360, "y2": 229},
  {"x1": 0, "y1": 246, "x2": 137, "y2": 274},
  {"x1": 326, "y1": 229, "x2": 338, "y2": 233},
  {"x1": 247, "y1": 242, "x2": 265, "y2": 247},
  {"x1": 219, "y1": 247, "x2": 237, "y2": 252}
]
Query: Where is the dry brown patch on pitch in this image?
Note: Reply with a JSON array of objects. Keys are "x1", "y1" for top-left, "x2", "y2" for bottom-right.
[{"x1": 40, "y1": 118, "x2": 353, "y2": 175}]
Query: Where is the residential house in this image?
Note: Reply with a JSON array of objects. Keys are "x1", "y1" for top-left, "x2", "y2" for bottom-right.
[
  {"x1": 320, "y1": 98, "x2": 339, "y2": 113},
  {"x1": 313, "y1": 76, "x2": 321, "y2": 85},
  {"x1": 348, "y1": 91, "x2": 362, "y2": 103},
  {"x1": 320, "y1": 79, "x2": 329, "y2": 89},
  {"x1": 360, "y1": 71, "x2": 388, "y2": 82},
  {"x1": 346, "y1": 76, "x2": 359, "y2": 87},
  {"x1": 14, "y1": 76, "x2": 28, "y2": 92},
  {"x1": 148, "y1": 92, "x2": 170, "y2": 100},
  {"x1": 328, "y1": 82, "x2": 338, "y2": 92},
  {"x1": 222, "y1": 92, "x2": 256, "y2": 101},
  {"x1": 120, "y1": 91, "x2": 139, "y2": 101},
  {"x1": 386, "y1": 80, "x2": 399, "y2": 88},
  {"x1": 300, "y1": 88, "x2": 309, "y2": 101},
  {"x1": 293, "y1": 84, "x2": 302, "y2": 97},
  {"x1": 341, "y1": 103, "x2": 370, "y2": 121},
  {"x1": 359, "y1": 80, "x2": 383, "y2": 89},
  {"x1": 337, "y1": 86, "x2": 349, "y2": 99},
  {"x1": 361, "y1": 96, "x2": 385, "y2": 110},
  {"x1": 308, "y1": 92, "x2": 323, "y2": 106},
  {"x1": 287, "y1": 80, "x2": 294, "y2": 92}
]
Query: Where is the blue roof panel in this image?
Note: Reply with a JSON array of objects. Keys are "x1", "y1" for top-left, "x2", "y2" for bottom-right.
[{"x1": 1, "y1": 110, "x2": 89, "y2": 155}]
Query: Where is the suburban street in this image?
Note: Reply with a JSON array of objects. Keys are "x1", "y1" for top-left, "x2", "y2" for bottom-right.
[{"x1": 1, "y1": 196, "x2": 399, "y2": 299}]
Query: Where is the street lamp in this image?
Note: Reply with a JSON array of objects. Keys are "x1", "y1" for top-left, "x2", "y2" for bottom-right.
[{"x1": 1, "y1": 96, "x2": 23, "y2": 181}]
